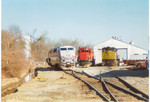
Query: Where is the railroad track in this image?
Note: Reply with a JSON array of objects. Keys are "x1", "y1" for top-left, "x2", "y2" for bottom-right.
[
  {"x1": 63, "y1": 69, "x2": 149, "y2": 102},
  {"x1": 103, "y1": 76, "x2": 149, "y2": 101}
]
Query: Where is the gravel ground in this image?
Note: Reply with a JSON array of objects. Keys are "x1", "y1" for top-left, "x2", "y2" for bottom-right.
[
  {"x1": 2, "y1": 67, "x2": 101, "y2": 102},
  {"x1": 71, "y1": 66, "x2": 149, "y2": 95},
  {"x1": 2, "y1": 65, "x2": 149, "y2": 102}
]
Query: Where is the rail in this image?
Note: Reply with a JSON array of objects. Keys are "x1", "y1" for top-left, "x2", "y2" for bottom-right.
[
  {"x1": 63, "y1": 70, "x2": 110, "y2": 102},
  {"x1": 101, "y1": 77, "x2": 118, "y2": 102},
  {"x1": 115, "y1": 76, "x2": 149, "y2": 99},
  {"x1": 104, "y1": 80, "x2": 148, "y2": 101},
  {"x1": 82, "y1": 71, "x2": 149, "y2": 101},
  {"x1": 63, "y1": 69, "x2": 149, "y2": 101}
]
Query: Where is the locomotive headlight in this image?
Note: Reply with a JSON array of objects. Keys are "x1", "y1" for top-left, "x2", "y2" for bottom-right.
[{"x1": 61, "y1": 59, "x2": 65, "y2": 62}]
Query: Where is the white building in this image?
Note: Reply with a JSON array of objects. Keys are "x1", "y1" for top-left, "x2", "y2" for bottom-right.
[{"x1": 94, "y1": 38, "x2": 148, "y2": 65}]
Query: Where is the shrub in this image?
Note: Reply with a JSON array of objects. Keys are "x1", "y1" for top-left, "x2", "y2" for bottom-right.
[{"x1": 2, "y1": 30, "x2": 29, "y2": 78}]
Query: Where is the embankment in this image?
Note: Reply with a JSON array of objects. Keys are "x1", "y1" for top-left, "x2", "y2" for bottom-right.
[{"x1": 1, "y1": 67, "x2": 37, "y2": 96}]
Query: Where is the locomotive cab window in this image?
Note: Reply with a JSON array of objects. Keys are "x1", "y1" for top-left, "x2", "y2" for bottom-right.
[
  {"x1": 85, "y1": 50, "x2": 89, "y2": 52},
  {"x1": 61, "y1": 48, "x2": 67, "y2": 50},
  {"x1": 68, "y1": 48, "x2": 74, "y2": 50},
  {"x1": 53, "y1": 48, "x2": 57, "y2": 52},
  {"x1": 81, "y1": 49, "x2": 84, "y2": 52},
  {"x1": 80, "y1": 49, "x2": 89, "y2": 52}
]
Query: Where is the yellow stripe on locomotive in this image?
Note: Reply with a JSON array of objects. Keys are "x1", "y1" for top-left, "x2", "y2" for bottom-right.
[{"x1": 102, "y1": 50, "x2": 116, "y2": 60}]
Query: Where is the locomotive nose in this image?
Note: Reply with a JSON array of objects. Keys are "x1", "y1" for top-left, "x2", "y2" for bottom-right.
[
  {"x1": 79, "y1": 53, "x2": 89, "y2": 60},
  {"x1": 66, "y1": 54, "x2": 71, "y2": 57}
]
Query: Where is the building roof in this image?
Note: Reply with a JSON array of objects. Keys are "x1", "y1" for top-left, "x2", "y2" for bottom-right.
[{"x1": 94, "y1": 38, "x2": 147, "y2": 51}]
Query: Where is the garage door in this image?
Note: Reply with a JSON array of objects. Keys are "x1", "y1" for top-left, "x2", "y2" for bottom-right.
[{"x1": 117, "y1": 48, "x2": 128, "y2": 61}]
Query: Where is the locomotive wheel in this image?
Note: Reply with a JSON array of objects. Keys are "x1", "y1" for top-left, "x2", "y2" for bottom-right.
[
  {"x1": 56, "y1": 64, "x2": 61, "y2": 69},
  {"x1": 53, "y1": 64, "x2": 61, "y2": 70},
  {"x1": 46, "y1": 58, "x2": 48, "y2": 63},
  {"x1": 86, "y1": 64, "x2": 91, "y2": 68},
  {"x1": 48, "y1": 63, "x2": 52, "y2": 66},
  {"x1": 89, "y1": 63, "x2": 92, "y2": 67}
]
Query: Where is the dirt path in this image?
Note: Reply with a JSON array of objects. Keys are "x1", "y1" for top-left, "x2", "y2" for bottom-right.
[{"x1": 2, "y1": 67, "x2": 101, "y2": 102}]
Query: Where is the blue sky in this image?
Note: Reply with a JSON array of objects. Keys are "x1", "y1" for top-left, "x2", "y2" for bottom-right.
[{"x1": 2, "y1": 0, "x2": 149, "y2": 49}]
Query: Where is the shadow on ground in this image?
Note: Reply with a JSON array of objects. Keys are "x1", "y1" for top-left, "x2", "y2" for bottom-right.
[
  {"x1": 35, "y1": 67, "x2": 62, "y2": 72},
  {"x1": 95, "y1": 69, "x2": 149, "y2": 78}
]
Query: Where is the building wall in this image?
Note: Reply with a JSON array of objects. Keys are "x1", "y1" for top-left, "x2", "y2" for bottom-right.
[
  {"x1": 127, "y1": 45, "x2": 147, "y2": 60},
  {"x1": 93, "y1": 46, "x2": 102, "y2": 64},
  {"x1": 94, "y1": 39, "x2": 148, "y2": 64}
]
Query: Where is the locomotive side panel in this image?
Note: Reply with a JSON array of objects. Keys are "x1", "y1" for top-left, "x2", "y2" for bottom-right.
[{"x1": 47, "y1": 48, "x2": 61, "y2": 67}]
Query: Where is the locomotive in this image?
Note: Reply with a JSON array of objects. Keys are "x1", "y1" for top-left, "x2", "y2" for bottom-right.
[
  {"x1": 102, "y1": 47, "x2": 119, "y2": 66},
  {"x1": 77, "y1": 47, "x2": 94, "y2": 67},
  {"x1": 46, "y1": 46, "x2": 76, "y2": 68}
]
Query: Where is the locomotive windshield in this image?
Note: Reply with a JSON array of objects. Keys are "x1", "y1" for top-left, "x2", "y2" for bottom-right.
[
  {"x1": 61, "y1": 48, "x2": 67, "y2": 50},
  {"x1": 84, "y1": 50, "x2": 89, "y2": 52},
  {"x1": 68, "y1": 48, "x2": 74, "y2": 50},
  {"x1": 60, "y1": 47, "x2": 74, "y2": 51},
  {"x1": 80, "y1": 49, "x2": 89, "y2": 52}
]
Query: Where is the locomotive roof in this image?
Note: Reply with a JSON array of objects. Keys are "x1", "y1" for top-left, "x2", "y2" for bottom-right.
[
  {"x1": 48, "y1": 46, "x2": 75, "y2": 52},
  {"x1": 60, "y1": 46, "x2": 75, "y2": 48},
  {"x1": 79, "y1": 47, "x2": 92, "y2": 50},
  {"x1": 102, "y1": 47, "x2": 117, "y2": 51}
]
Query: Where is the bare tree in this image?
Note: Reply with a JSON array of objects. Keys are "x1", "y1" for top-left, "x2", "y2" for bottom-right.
[
  {"x1": 84, "y1": 43, "x2": 94, "y2": 49},
  {"x1": 8, "y1": 25, "x2": 22, "y2": 36},
  {"x1": 30, "y1": 32, "x2": 53, "y2": 62},
  {"x1": 2, "y1": 27, "x2": 28, "y2": 78},
  {"x1": 59, "y1": 38, "x2": 84, "y2": 49}
]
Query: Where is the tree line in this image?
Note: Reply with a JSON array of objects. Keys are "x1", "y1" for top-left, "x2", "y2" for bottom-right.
[{"x1": 1, "y1": 25, "x2": 93, "y2": 78}]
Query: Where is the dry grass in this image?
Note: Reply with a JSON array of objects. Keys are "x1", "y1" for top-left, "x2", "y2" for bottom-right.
[{"x1": 2, "y1": 30, "x2": 29, "y2": 78}]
